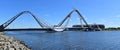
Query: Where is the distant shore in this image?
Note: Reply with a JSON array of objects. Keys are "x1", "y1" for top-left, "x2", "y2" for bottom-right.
[
  {"x1": 104, "y1": 27, "x2": 120, "y2": 31},
  {"x1": 0, "y1": 33, "x2": 31, "y2": 50}
]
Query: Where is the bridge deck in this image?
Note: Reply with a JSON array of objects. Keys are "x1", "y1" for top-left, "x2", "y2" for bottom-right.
[
  {"x1": 3, "y1": 28, "x2": 52, "y2": 31},
  {"x1": 0, "y1": 27, "x2": 89, "y2": 31}
]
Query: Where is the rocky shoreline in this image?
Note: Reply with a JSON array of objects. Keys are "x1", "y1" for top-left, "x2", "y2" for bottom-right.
[{"x1": 0, "y1": 34, "x2": 31, "y2": 50}]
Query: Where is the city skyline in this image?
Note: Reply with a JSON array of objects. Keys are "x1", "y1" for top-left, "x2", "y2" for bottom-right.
[{"x1": 0, "y1": 0, "x2": 120, "y2": 28}]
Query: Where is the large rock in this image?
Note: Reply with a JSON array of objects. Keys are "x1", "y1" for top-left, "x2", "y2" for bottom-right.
[
  {"x1": 0, "y1": 35, "x2": 31, "y2": 50},
  {"x1": 0, "y1": 32, "x2": 3, "y2": 35}
]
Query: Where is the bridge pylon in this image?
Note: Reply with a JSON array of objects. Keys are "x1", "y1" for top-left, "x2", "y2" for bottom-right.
[{"x1": 0, "y1": 25, "x2": 4, "y2": 32}]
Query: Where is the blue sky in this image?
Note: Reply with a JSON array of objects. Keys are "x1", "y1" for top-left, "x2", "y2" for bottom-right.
[{"x1": 0, "y1": 0, "x2": 120, "y2": 28}]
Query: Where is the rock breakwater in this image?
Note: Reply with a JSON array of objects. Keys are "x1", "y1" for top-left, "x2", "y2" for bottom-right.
[{"x1": 0, "y1": 35, "x2": 31, "y2": 50}]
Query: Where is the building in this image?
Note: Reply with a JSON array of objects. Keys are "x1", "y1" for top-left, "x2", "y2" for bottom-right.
[{"x1": 72, "y1": 24, "x2": 105, "y2": 31}]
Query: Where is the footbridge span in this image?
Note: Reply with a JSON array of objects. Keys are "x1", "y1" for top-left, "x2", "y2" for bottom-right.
[{"x1": 0, "y1": 9, "x2": 104, "y2": 32}]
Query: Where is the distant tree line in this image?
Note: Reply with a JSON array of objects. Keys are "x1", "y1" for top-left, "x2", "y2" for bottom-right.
[{"x1": 104, "y1": 27, "x2": 120, "y2": 31}]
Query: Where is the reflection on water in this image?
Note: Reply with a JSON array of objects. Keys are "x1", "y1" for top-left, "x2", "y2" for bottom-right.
[{"x1": 4, "y1": 31, "x2": 120, "y2": 50}]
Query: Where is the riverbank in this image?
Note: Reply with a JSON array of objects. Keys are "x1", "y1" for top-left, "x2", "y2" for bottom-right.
[{"x1": 0, "y1": 34, "x2": 31, "y2": 50}]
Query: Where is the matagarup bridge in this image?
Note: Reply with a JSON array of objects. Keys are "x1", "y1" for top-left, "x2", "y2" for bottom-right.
[{"x1": 0, "y1": 9, "x2": 103, "y2": 32}]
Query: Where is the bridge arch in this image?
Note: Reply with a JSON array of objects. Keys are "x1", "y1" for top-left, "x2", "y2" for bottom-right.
[
  {"x1": 58, "y1": 9, "x2": 89, "y2": 27},
  {"x1": 0, "y1": 11, "x2": 49, "y2": 30},
  {"x1": 51, "y1": 9, "x2": 90, "y2": 32}
]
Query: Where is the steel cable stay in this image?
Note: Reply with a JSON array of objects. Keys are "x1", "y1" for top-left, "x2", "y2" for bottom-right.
[
  {"x1": 52, "y1": 10, "x2": 74, "y2": 32},
  {"x1": 38, "y1": 17, "x2": 53, "y2": 28},
  {"x1": 26, "y1": 11, "x2": 53, "y2": 28},
  {"x1": 62, "y1": 17, "x2": 71, "y2": 28}
]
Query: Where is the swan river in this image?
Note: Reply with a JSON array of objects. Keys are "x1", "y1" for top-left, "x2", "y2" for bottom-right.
[{"x1": 4, "y1": 31, "x2": 120, "y2": 50}]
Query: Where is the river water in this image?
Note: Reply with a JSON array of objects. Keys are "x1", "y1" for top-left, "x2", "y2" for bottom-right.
[{"x1": 4, "y1": 31, "x2": 120, "y2": 50}]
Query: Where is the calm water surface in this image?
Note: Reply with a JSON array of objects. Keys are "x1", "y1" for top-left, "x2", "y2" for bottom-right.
[{"x1": 4, "y1": 31, "x2": 120, "y2": 50}]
